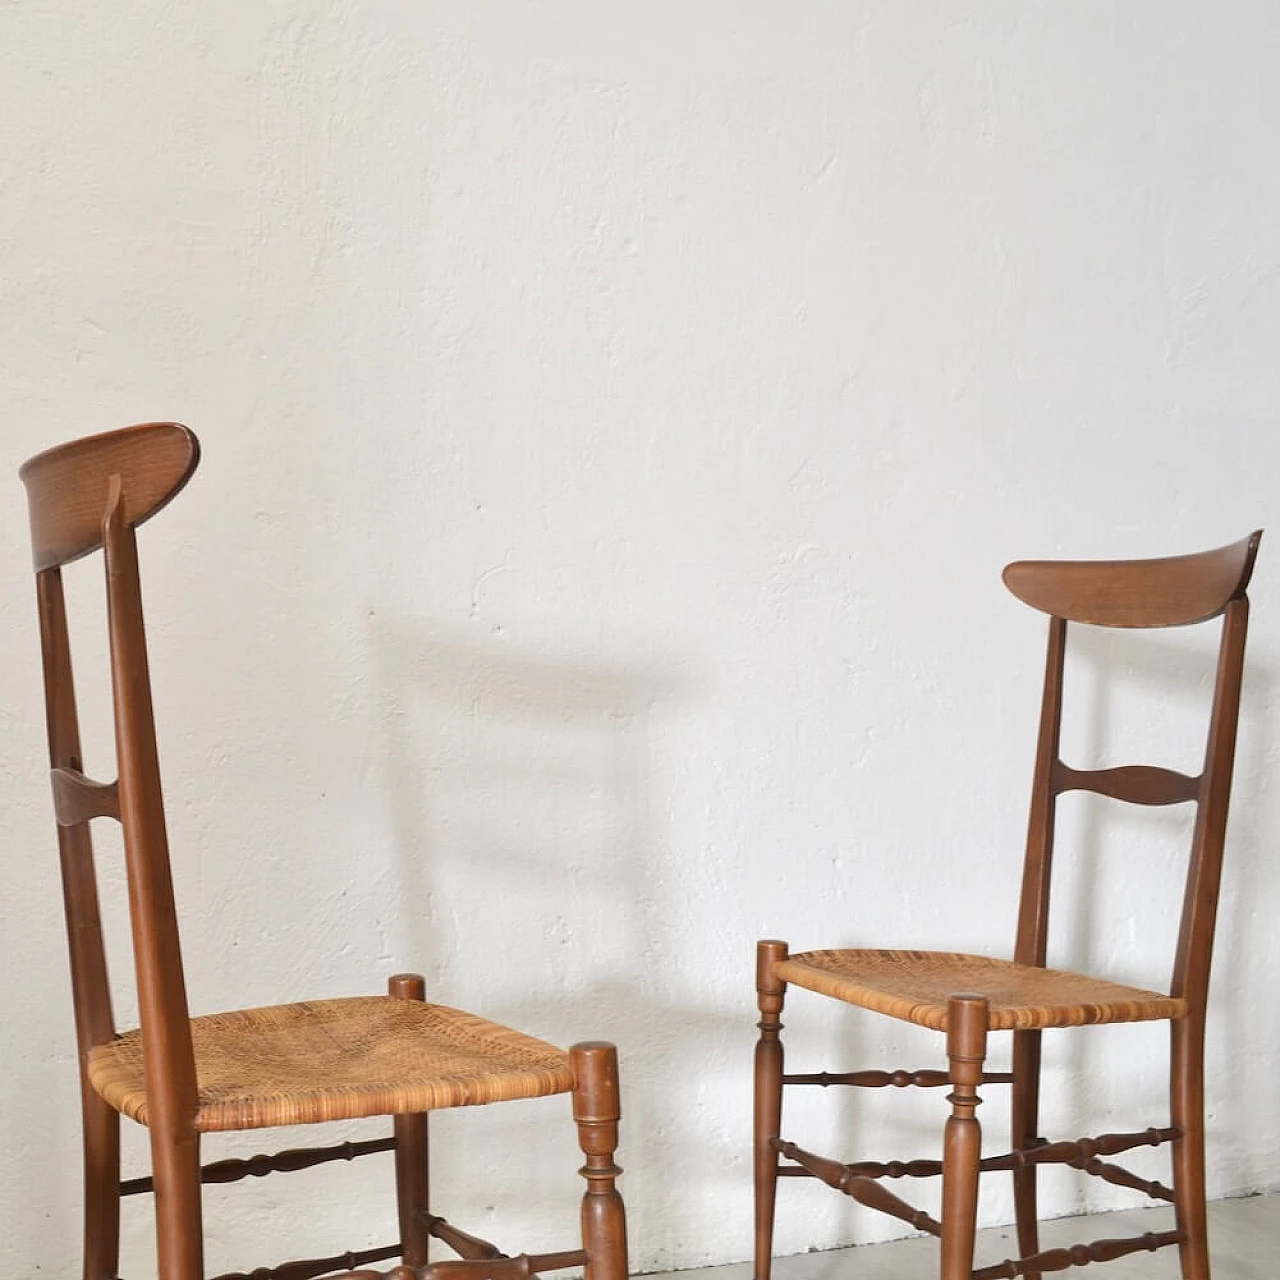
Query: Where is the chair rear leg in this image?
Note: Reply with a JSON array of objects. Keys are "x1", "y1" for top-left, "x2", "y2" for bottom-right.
[
  {"x1": 1170, "y1": 1017, "x2": 1211, "y2": 1280},
  {"x1": 1010, "y1": 1028, "x2": 1042, "y2": 1278},
  {"x1": 571, "y1": 1042, "x2": 628, "y2": 1280},
  {"x1": 753, "y1": 941, "x2": 788, "y2": 1280},
  {"x1": 82, "y1": 1085, "x2": 120, "y2": 1280},
  {"x1": 941, "y1": 996, "x2": 988, "y2": 1280},
  {"x1": 151, "y1": 1128, "x2": 204, "y2": 1280},
  {"x1": 390, "y1": 976, "x2": 432, "y2": 1269}
]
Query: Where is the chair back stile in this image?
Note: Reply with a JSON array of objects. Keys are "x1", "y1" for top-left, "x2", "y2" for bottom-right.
[
  {"x1": 34, "y1": 564, "x2": 117, "y2": 1061},
  {"x1": 102, "y1": 473, "x2": 200, "y2": 1133},
  {"x1": 1012, "y1": 614, "x2": 1067, "y2": 971},
  {"x1": 21, "y1": 423, "x2": 204, "y2": 1131},
  {"x1": 1172, "y1": 594, "x2": 1250, "y2": 1009},
  {"x1": 1003, "y1": 533, "x2": 1260, "y2": 1004}
]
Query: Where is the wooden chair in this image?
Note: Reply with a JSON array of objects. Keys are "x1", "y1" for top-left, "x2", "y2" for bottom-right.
[
  {"x1": 753, "y1": 534, "x2": 1261, "y2": 1280},
  {"x1": 21, "y1": 423, "x2": 628, "y2": 1280}
]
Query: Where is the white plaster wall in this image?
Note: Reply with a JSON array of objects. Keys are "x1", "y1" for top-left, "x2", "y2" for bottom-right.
[{"x1": 2, "y1": 2, "x2": 1279, "y2": 1275}]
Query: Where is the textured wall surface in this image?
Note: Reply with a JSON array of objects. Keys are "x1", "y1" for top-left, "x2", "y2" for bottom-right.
[{"x1": 2, "y1": 3, "x2": 1279, "y2": 1276}]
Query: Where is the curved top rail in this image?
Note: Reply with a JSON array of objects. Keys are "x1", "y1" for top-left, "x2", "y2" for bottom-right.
[
  {"x1": 1002, "y1": 532, "x2": 1261, "y2": 628},
  {"x1": 19, "y1": 422, "x2": 200, "y2": 570}
]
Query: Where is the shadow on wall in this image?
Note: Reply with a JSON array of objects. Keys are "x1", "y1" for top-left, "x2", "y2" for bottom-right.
[
  {"x1": 367, "y1": 616, "x2": 683, "y2": 1027},
  {"x1": 366, "y1": 618, "x2": 752, "y2": 1256}
]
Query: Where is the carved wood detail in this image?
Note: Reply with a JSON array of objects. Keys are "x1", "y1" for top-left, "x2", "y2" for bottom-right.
[
  {"x1": 971, "y1": 1229, "x2": 1183, "y2": 1279},
  {"x1": 782, "y1": 1068, "x2": 1014, "y2": 1088},
  {"x1": 334, "y1": 1249, "x2": 589, "y2": 1280},
  {"x1": 50, "y1": 766, "x2": 120, "y2": 825},
  {"x1": 1014, "y1": 1126, "x2": 1177, "y2": 1166},
  {"x1": 209, "y1": 1242, "x2": 400, "y2": 1280},
  {"x1": 771, "y1": 1127, "x2": 1177, "y2": 1191},
  {"x1": 1076, "y1": 1157, "x2": 1173, "y2": 1202},
  {"x1": 771, "y1": 1140, "x2": 940, "y2": 1236},
  {"x1": 421, "y1": 1214, "x2": 505, "y2": 1260},
  {"x1": 426, "y1": 1250, "x2": 588, "y2": 1279},
  {"x1": 120, "y1": 1136, "x2": 397, "y2": 1196},
  {"x1": 1054, "y1": 762, "x2": 1200, "y2": 807}
]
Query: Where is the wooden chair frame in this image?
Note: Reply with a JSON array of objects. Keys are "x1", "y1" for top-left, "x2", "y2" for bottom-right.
[
  {"x1": 22, "y1": 423, "x2": 628, "y2": 1280},
  {"x1": 753, "y1": 533, "x2": 1260, "y2": 1280}
]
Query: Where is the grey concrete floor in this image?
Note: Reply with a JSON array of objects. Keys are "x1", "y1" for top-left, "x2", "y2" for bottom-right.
[{"x1": 653, "y1": 1194, "x2": 1277, "y2": 1280}]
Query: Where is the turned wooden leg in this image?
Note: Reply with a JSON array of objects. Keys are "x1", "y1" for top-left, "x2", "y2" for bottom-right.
[
  {"x1": 390, "y1": 974, "x2": 431, "y2": 1270},
  {"x1": 1010, "y1": 1028, "x2": 1042, "y2": 1279},
  {"x1": 151, "y1": 1125, "x2": 204, "y2": 1280},
  {"x1": 940, "y1": 995, "x2": 988, "y2": 1280},
  {"x1": 81, "y1": 1080, "x2": 120, "y2": 1280},
  {"x1": 1170, "y1": 1015, "x2": 1211, "y2": 1280},
  {"x1": 753, "y1": 941, "x2": 788, "y2": 1280},
  {"x1": 571, "y1": 1042, "x2": 628, "y2": 1280}
]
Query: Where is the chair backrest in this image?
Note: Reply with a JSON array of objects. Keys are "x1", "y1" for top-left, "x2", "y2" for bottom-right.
[
  {"x1": 21, "y1": 423, "x2": 202, "y2": 1135},
  {"x1": 1003, "y1": 532, "x2": 1261, "y2": 1016}
]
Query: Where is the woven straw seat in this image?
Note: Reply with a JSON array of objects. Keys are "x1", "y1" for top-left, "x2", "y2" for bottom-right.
[
  {"x1": 22, "y1": 424, "x2": 629, "y2": 1280},
  {"x1": 88, "y1": 997, "x2": 575, "y2": 1132},
  {"x1": 754, "y1": 533, "x2": 1261, "y2": 1280},
  {"x1": 777, "y1": 949, "x2": 1186, "y2": 1033}
]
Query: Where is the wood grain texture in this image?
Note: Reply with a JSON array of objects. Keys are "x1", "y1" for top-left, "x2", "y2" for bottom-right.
[
  {"x1": 1001, "y1": 532, "x2": 1259, "y2": 628},
  {"x1": 1053, "y1": 762, "x2": 1200, "y2": 807},
  {"x1": 422, "y1": 1215, "x2": 504, "y2": 1261},
  {"x1": 390, "y1": 974, "x2": 431, "y2": 1270},
  {"x1": 572, "y1": 1042, "x2": 628, "y2": 1280},
  {"x1": 753, "y1": 941, "x2": 787, "y2": 1280},
  {"x1": 941, "y1": 995, "x2": 987, "y2": 1280},
  {"x1": 330, "y1": 1251, "x2": 589, "y2": 1280},
  {"x1": 103, "y1": 469, "x2": 206, "y2": 1279},
  {"x1": 782, "y1": 1068, "x2": 948, "y2": 1087},
  {"x1": 1078, "y1": 1157, "x2": 1173, "y2": 1202},
  {"x1": 50, "y1": 767, "x2": 120, "y2": 825},
  {"x1": 120, "y1": 1136, "x2": 397, "y2": 1195},
  {"x1": 771, "y1": 1140, "x2": 941, "y2": 1235},
  {"x1": 33, "y1": 565, "x2": 123, "y2": 1280},
  {"x1": 971, "y1": 1229, "x2": 1182, "y2": 1279},
  {"x1": 209, "y1": 1243, "x2": 401, "y2": 1280},
  {"x1": 774, "y1": 1126, "x2": 1175, "y2": 1189},
  {"x1": 20, "y1": 421, "x2": 199, "y2": 570}
]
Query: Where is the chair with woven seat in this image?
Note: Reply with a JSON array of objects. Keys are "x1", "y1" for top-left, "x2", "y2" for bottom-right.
[
  {"x1": 21, "y1": 423, "x2": 628, "y2": 1280},
  {"x1": 753, "y1": 534, "x2": 1260, "y2": 1280}
]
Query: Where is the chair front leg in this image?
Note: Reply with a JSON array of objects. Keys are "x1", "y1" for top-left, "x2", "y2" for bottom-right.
[
  {"x1": 754, "y1": 941, "x2": 788, "y2": 1280},
  {"x1": 941, "y1": 996, "x2": 988, "y2": 1280},
  {"x1": 571, "y1": 1042, "x2": 628, "y2": 1280}
]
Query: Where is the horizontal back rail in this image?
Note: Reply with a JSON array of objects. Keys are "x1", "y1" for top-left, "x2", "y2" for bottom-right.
[
  {"x1": 51, "y1": 767, "x2": 121, "y2": 825},
  {"x1": 1053, "y1": 763, "x2": 1201, "y2": 807}
]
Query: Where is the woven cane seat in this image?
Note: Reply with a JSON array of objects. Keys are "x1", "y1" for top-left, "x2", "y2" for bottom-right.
[
  {"x1": 87, "y1": 996, "x2": 575, "y2": 1132},
  {"x1": 777, "y1": 949, "x2": 1187, "y2": 1032}
]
